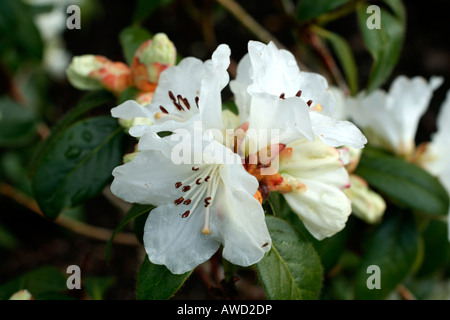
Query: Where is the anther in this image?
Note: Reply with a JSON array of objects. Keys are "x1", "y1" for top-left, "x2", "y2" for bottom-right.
[
  {"x1": 174, "y1": 197, "x2": 184, "y2": 205},
  {"x1": 175, "y1": 182, "x2": 182, "y2": 188},
  {"x1": 307, "y1": 100, "x2": 313, "y2": 106},
  {"x1": 159, "y1": 106, "x2": 169, "y2": 114},
  {"x1": 182, "y1": 210, "x2": 190, "y2": 218},
  {"x1": 195, "y1": 96, "x2": 200, "y2": 108},
  {"x1": 192, "y1": 166, "x2": 199, "y2": 171},
  {"x1": 296, "y1": 90, "x2": 302, "y2": 97},
  {"x1": 182, "y1": 186, "x2": 191, "y2": 192},
  {"x1": 204, "y1": 197, "x2": 212, "y2": 207},
  {"x1": 204, "y1": 176, "x2": 210, "y2": 182},
  {"x1": 183, "y1": 199, "x2": 192, "y2": 205},
  {"x1": 279, "y1": 93, "x2": 285, "y2": 99},
  {"x1": 196, "y1": 178, "x2": 202, "y2": 185}
]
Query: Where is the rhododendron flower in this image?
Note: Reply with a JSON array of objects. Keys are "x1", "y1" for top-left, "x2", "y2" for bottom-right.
[{"x1": 347, "y1": 75, "x2": 443, "y2": 157}]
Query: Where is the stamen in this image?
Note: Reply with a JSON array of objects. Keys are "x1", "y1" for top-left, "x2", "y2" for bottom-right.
[
  {"x1": 183, "y1": 199, "x2": 192, "y2": 205},
  {"x1": 192, "y1": 166, "x2": 199, "y2": 171},
  {"x1": 204, "y1": 197, "x2": 212, "y2": 207},
  {"x1": 154, "y1": 112, "x2": 186, "y2": 122},
  {"x1": 196, "y1": 178, "x2": 202, "y2": 185},
  {"x1": 159, "y1": 106, "x2": 169, "y2": 114},
  {"x1": 182, "y1": 185, "x2": 191, "y2": 192},
  {"x1": 195, "y1": 96, "x2": 200, "y2": 108},
  {"x1": 279, "y1": 93, "x2": 285, "y2": 100},
  {"x1": 307, "y1": 100, "x2": 313, "y2": 106},
  {"x1": 175, "y1": 182, "x2": 182, "y2": 188},
  {"x1": 296, "y1": 90, "x2": 302, "y2": 97},
  {"x1": 182, "y1": 210, "x2": 190, "y2": 218},
  {"x1": 205, "y1": 176, "x2": 210, "y2": 182},
  {"x1": 174, "y1": 197, "x2": 184, "y2": 205}
]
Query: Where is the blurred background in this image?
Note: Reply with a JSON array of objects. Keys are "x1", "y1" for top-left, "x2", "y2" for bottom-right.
[{"x1": 0, "y1": 0, "x2": 449, "y2": 299}]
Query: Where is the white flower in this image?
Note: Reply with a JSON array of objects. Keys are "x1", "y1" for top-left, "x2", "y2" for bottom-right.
[
  {"x1": 416, "y1": 90, "x2": 450, "y2": 240},
  {"x1": 111, "y1": 130, "x2": 271, "y2": 274},
  {"x1": 230, "y1": 41, "x2": 367, "y2": 150},
  {"x1": 347, "y1": 75, "x2": 443, "y2": 157},
  {"x1": 112, "y1": 44, "x2": 232, "y2": 136},
  {"x1": 277, "y1": 138, "x2": 352, "y2": 240}
]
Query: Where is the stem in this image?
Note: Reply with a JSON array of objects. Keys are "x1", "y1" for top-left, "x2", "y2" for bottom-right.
[
  {"x1": 0, "y1": 183, "x2": 140, "y2": 246},
  {"x1": 397, "y1": 284, "x2": 417, "y2": 300}
]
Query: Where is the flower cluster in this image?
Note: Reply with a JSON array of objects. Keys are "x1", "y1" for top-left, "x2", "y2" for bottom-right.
[{"x1": 109, "y1": 40, "x2": 367, "y2": 274}]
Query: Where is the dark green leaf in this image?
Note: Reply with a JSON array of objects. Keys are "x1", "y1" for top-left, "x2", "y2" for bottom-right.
[
  {"x1": 354, "y1": 212, "x2": 419, "y2": 299},
  {"x1": 297, "y1": 0, "x2": 350, "y2": 22},
  {"x1": 32, "y1": 116, "x2": 124, "y2": 219},
  {"x1": 357, "y1": 5, "x2": 404, "y2": 92},
  {"x1": 136, "y1": 258, "x2": 193, "y2": 300},
  {"x1": 0, "y1": 97, "x2": 37, "y2": 147},
  {"x1": 105, "y1": 204, "x2": 154, "y2": 262},
  {"x1": 312, "y1": 26, "x2": 359, "y2": 95},
  {"x1": 355, "y1": 149, "x2": 449, "y2": 216},
  {"x1": 256, "y1": 216, "x2": 323, "y2": 300},
  {"x1": 119, "y1": 26, "x2": 152, "y2": 66},
  {"x1": 28, "y1": 90, "x2": 114, "y2": 178},
  {"x1": 416, "y1": 220, "x2": 450, "y2": 278},
  {"x1": 132, "y1": 0, "x2": 175, "y2": 23}
]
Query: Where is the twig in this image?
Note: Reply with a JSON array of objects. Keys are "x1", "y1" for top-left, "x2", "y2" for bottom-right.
[
  {"x1": 0, "y1": 182, "x2": 140, "y2": 246},
  {"x1": 397, "y1": 284, "x2": 417, "y2": 300}
]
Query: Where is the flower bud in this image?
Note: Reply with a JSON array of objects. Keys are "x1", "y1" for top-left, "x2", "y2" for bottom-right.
[
  {"x1": 131, "y1": 33, "x2": 176, "y2": 92},
  {"x1": 9, "y1": 289, "x2": 33, "y2": 300},
  {"x1": 344, "y1": 174, "x2": 386, "y2": 224},
  {"x1": 66, "y1": 55, "x2": 132, "y2": 95}
]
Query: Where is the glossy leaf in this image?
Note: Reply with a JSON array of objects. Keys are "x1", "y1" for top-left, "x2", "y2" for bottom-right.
[
  {"x1": 355, "y1": 149, "x2": 449, "y2": 216},
  {"x1": 312, "y1": 26, "x2": 359, "y2": 95},
  {"x1": 357, "y1": 6, "x2": 404, "y2": 92},
  {"x1": 32, "y1": 116, "x2": 124, "y2": 219},
  {"x1": 0, "y1": 97, "x2": 37, "y2": 147},
  {"x1": 136, "y1": 257, "x2": 193, "y2": 300},
  {"x1": 28, "y1": 90, "x2": 113, "y2": 178},
  {"x1": 354, "y1": 212, "x2": 419, "y2": 299},
  {"x1": 297, "y1": 0, "x2": 350, "y2": 22},
  {"x1": 256, "y1": 216, "x2": 323, "y2": 300},
  {"x1": 119, "y1": 26, "x2": 152, "y2": 66}
]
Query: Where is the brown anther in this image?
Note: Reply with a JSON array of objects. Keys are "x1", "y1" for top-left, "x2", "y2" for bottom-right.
[
  {"x1": 175, "y1": 182, "x2": 182, "y2": 188},
  {"x1": 195, "y1": 96, "x2": 200, "y2": 108},
  {"x1": 296, "y1": 90, "x2": 302, "y2": 97},
  {"x1": 174, "y1": 197, "x2": 184, "y2": 205},
  {"x1": 205, "y1": 176, "x2": 210, "y2": 182},
  {"x1": 192, "y1": 166, "x2": 199, "y2": 171},
  {"x1": 196, "y1": 178, "x2": 202, "y2": 185},
  {"x1": 159, "y1": 106, "x2": 169, "y2": 114},
  {"x1": 182, "y1": 210, "x2": 190, "y2": 218},
  {"x1": 279, "y1": 93, "x2": 285, "y2": 99},
  {"x1": 307, "y1": 100, "x2": 313, "y2": 106},
  {"x1": 183, "y1": 199, "x2": 192, "y2": 205},
  {"x1": 182, "y1": 185, "x2": 191, "y2": 192},
  {"x1": 262, "y1": 242, "x2": 269, "y2": 248}
]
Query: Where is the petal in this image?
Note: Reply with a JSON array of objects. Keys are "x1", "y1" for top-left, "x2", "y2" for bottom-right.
[
  {"x1": 210, "y1": 164, "x2": 271, "y2": 266},
  {"x1": 310, "y1": 112, "x2": 367, "y2": 149},
  {"x1": 229, "y1": 53, "x2": 252, "y2": 122},
  {"x1": 144, "y1": 203, "x2": 220, "y2": 274},
  {"x1": 111, "y1": 99, "x2": 153, "y2": 120},
  {"x1": 283, "y1": 168, "x2": 352, "y2": 240}
]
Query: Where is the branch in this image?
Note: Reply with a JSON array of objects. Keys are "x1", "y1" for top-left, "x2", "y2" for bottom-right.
[{"x1": 0, "y1": 183, "x2": 140, "y2": 246}]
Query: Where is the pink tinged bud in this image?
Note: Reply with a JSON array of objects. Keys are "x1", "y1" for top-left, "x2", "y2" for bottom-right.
[
  {"x1": 9, "y1": 289, "x2": 33, "y2": 300},
  {"x1": 131, "y1": 33, "x2": 176, "y2": 92},
  {"x1": 135, "y1": 91, "x2": 154, "y2": 105},
  {"x1": 66, "y1": 55, "x2": 132, "y2": 95}
]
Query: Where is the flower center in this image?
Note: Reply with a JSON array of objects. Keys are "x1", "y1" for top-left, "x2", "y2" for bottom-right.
[
  {"x1": 173, "y1": 164, "x2": 221, "y2": 235},
  {"x1": 154, "y1": 91, "x2": 199, "y2": 121}
]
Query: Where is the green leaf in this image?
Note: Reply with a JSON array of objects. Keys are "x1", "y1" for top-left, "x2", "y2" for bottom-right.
[
  {"x1": 354, "y1": 212, "x2": 419, "y2": 299},
  {"x1": 28, "y1": 90, "x2": 114, "y2": 178},
  {"x1": 32, "y1": 116, "x2": 124, "y2": 219},
  {"x1": 119, "y1": 26, "x2": 152, "y2": 66},
  {"x1": 136, "y1": 257, "x2": 193, "y2": 300},
  {"x1": 416, "y1": 220, "x2": 450, "y2": 278},
  {"x1": 297, "y1": 0, "x2": 350, "y2": 22},
  {"x1": 357, "y1": 5, "x2": 404, "y2": 92},
  {"x1": 0, "y1": 266, "x2": 68, "y2": 300},
  {"x1": 105, "y1": 204, "x2": 154, "y2": 262},
  {"x1": 312, "y1": 26, "x2": 359, "y2": 95},
  {"x1": 0, "y1": 97, "x2": 37, "y2": 147},
  {"x1": 256, "y1": 216, "x2": 323, "y2": 300},
  {"x1": 132, "y1": 0, "x2": 175, "y2": 23},
  {"x1": 355, "y1": 149, "x2": 449, "y2": 216}
]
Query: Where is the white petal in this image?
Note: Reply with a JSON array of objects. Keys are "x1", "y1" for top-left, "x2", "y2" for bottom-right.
[
  {"x1": 110, "y1": 149, "x2": 193, "y2": 206},
  {"x1": 283, "y1": 168, "x2": 352, "y2": 240},
  {"x1": 229, "y1": 54, "x2": 252, "y2": 122},
  {"x1": 310, "y1": 112, "x2": 367, "y2": 149},
  {"x1": 111, "y1": 100, "x2": 153, "y2": 120},
  {"x1": 210, "y1": 164, "x2": 271, "y2": 266},
  {"x1": 144, "y1": 203, "x2": 220, "y2": 274}
]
